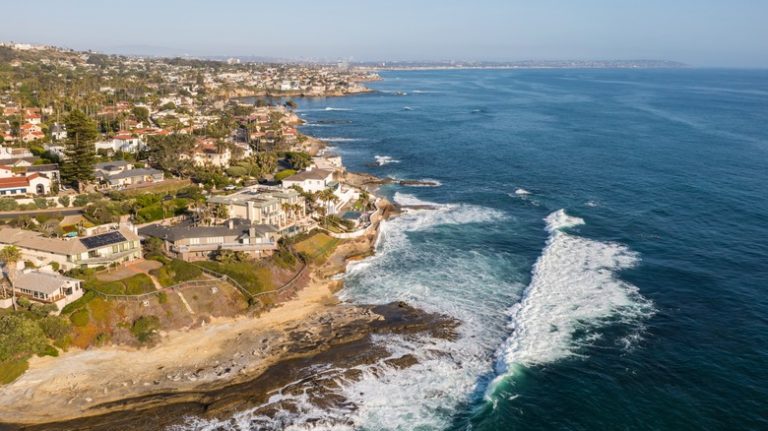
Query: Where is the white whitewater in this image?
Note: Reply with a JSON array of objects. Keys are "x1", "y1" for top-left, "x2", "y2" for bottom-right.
[
  {"x1": 176, "y1": 206, "x2": 652, "y2": 430},
  {"x1": 486, "y1": 209, "x2": 654, "y2": 397},
  {"x1": 373, "y1": 155, "x2": 400, "y2": 166}
]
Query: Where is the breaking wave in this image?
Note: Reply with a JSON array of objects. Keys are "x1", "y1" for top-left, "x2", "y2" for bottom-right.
[
  {"x1": 486, "y1": 209, "x2": 654, "y2": 397},
  {"x1": 174, "y1": 194, "x2": 517, "y2": 431},
  {"x1": 514, "y1": 188, "x2": 531, "y2": 196},
  {"x1": 373, "y1": 155, "x2": 400, "y2": 166}
]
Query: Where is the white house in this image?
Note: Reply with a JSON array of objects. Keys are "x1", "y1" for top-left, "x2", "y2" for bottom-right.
[
  {"x1": 281, "y1": 168, "x2": 334, "y2": 193},
  {"x1": 95, "y1": 134, "x2": 146, "y2": 154},
  {"x1": 10, "y1": 270, "x2": 84, "y2": 312},
  {"x1": 0, "y1": 173, "x2": 51, "y2": 196}
]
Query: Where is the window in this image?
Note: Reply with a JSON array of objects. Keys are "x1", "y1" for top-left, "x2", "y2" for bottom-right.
[{"x1": 189, "y1": 238, "x2": 200, "y2": 245}]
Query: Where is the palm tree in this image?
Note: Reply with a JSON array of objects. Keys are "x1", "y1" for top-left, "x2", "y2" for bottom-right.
[
  {"x1": 0, "y1": 246, "x2": 22, "y2": 311},
  {"x1": 317, "y1": 189, "x2": 340, "y2": 226}
]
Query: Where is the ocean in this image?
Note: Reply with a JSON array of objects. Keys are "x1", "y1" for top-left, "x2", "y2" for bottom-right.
[{"x1": 185, "y1": 69, "x2": 768, "y2": 430}]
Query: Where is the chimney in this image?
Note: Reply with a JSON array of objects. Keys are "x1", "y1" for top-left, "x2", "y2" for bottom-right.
[{"x1": 228, "y1": 219, "x2": 234, "y2": 229}]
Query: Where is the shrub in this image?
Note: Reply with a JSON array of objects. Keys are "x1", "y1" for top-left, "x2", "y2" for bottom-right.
[
  {"x1": 0, "y1": 198, "x2": 18, "y2": 211},
  {"x1": 157, "y1": 291, "x2": 168, "y2": 304},
  {"x1": 226, "y1": 166, "x2": 248, "y2": 177},
  {"x1": 72, "y1": 194, "x2": 91, "y2": 207},
  {"x1": 0, "y1": 359, "x2": 29, "y2": 385},
  {"x1": 60, "y1": 291, "x2": 95, "y2": 314},
  {"x1": 50, "y1": 261, "x2": 60, "y2": 272},
  {"x1": 0, "y1": 314, "x2": 48, "y2": 363},
  {"x1": 38, "y1": 344, "x2": 59, "y2": 357},
  {"x1": 69, "y1": 309, "x2": 90, "y2": 327},
  {"x1": 94, "y1": 333, "x2": 110, "y2": 346},
  {"x1": 38, "y1": 316, "x2": 71, "y2": 341},
  {"x1": 130, "y1": 316, "x2": 160, "y2": 343},
  {"x1": 274, "y1": 169, "x2": 296, "y2": 182},
  {"x1": 33, "y1": 198, "x2": 49, "y2": 209},
  {"x1": 58, "y1": 195, "x2": 70, "y2": 208}
]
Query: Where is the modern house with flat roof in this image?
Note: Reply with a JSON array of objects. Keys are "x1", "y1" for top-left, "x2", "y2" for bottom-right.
[{"x1": 208, "y1": 186, "x2": 307, "y2": 234}]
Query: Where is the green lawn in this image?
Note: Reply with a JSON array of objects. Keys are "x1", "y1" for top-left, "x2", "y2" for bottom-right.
[
  {"x1": 293, "y1": 232, "x2": 340, "y2": 262},
  {"x1": 196, "y1": 261, "x2": 273, "y2": 296},
  {"x1": 85, "y1": 274, "x2": 156, "y2": 296},
  {"x1": 150, "y1": 259, "x2": 203, "y2": 287}
]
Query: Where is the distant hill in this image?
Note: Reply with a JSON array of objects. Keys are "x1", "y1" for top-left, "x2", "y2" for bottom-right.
[{"x1": 352, "y1": 59, "x2": 688, "y2": 69}]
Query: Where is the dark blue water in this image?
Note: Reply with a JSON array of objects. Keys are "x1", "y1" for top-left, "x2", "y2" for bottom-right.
[{"x1": 199, "y1": 69, "x2": 768, "y2": 430}]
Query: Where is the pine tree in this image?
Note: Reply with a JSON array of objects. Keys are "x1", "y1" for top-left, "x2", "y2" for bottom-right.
[{"x1": 61, "y1": 110, "x2": 98, "y2": 189}]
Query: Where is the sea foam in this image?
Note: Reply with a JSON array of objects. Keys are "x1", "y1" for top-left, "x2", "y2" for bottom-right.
[
  {"x1": 487, "y1": 209, "x2": 653, "y2": 397},
  {"x1": 373, "y1": 155, "x2": 400, "y2": 166}
]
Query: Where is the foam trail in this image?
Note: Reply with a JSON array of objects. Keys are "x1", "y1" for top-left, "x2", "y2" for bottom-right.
[
  {"x1": 320, "y1": 137, "x2": 366, "y2": 142},
  {"x1": 487, "y1": 209, "x2": 653, "y2": 397},
  {"x1": 514, "y1": 188, "x2": 531, "y2": 196},
  {"x1": 374, "y1": 155, "x2": 400, "y2": 166}
]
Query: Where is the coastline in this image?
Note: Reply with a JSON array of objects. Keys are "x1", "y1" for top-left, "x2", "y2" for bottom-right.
[{"x1": 0, "y1": 187, "x2": 445, "y2": 430}]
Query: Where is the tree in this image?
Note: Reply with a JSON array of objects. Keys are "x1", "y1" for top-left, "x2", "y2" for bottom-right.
[
  {"x1": 0, "y1": 246, "x2": 22, "y2": 311},
  {"x1": 286, "y1": 152, "x2": 311, "y2": 170},
  {"x1": 317, "y1": 189, "x2": 339, "y2": 225},
  {"x1": 61, "y1": 110, "x2": 98, "y2": 190},
  {"x1": 131, "y1": 106, "x2": 150, "y2": 124},
  {"x1": 147, "y1": 134, "x2": 196, "y2": 176}
]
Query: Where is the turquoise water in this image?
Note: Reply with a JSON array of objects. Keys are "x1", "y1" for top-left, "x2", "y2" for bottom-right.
[{"x1": 187, "y1": 69, "x2": 768, "y2": 430}]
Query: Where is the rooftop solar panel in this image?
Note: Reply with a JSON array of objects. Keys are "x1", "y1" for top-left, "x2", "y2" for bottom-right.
[{"x1": 80, "y1": 231, "x2": 127, "y2": 250}]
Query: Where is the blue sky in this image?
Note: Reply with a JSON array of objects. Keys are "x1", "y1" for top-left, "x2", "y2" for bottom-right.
[{"x1": 1, "y1": 0, "x2": 766, "y2": 66}]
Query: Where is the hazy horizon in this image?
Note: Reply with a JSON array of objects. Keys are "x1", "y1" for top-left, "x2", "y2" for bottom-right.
[{"x1": 1, "y1": 0, "x2": 766, "y2": 67}]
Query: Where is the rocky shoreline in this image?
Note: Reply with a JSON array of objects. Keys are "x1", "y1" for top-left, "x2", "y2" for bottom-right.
[{"x1": 0, "y1": 302, "x2": 456, "y2": 431}]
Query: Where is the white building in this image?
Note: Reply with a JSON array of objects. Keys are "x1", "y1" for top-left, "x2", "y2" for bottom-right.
[
  {"x1": 9, "y1": 270, "x2": 84, "y2": 312},
  {"x1": 281, "y1": 168, "x2": 334, "y2": 193}
]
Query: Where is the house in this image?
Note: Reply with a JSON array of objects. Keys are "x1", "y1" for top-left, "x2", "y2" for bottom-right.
[
  {"x1": 0, "y1": 145, "x2": 33, "y2": 160},
  {"x1": 50, "y1": 123, "x2": 67, "y2": 141},
  {"x1": 94, "y1": 160, "x2": 133, "y2": 177},
  {"x1": 9, "y1": 270, "x2": 83, "y2": 312},
  {"x1": 0, "y1": 165, "x2": 15, "y2": 178},
  {"x1": 181, "y1": 139, "x2": 232, "y2": 168},
  {"x1": 0, "y1": 226, "x2": 142, "y2": 270},
  {"x1": 0, "y1": 173, "x2": 51, "y2": 196},
  {"x1": 95, "y1": 134, "x2": 146, "y2": 154},
  {"x1": 208, "y1": 186, "x2": 306, "y2": 234},
  {"x1": 312, "y1": 153, "x2": 343, "y2": 172},
  {"x1": 281, "y1": 168, "x2": 334, "y2": 193},
  {"x1": 103, "y1": 168, "x2": 164, "y2": 188},
  {"x1": 139, "y1": 219, "x2": 280, "y2": 261},
  {"x1": 24, "y1": 113, "x2": 42, "y2": 125},
  {"x1": 26, "y1": 164, "x2": 60, "y2": 182}
]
